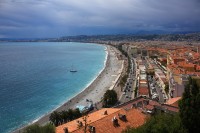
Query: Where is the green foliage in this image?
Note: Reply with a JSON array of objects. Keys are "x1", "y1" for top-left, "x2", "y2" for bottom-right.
[
  {"x1": 23, "y1": 124, "x2": 41, "y2": 133},
  {"x1": 150, "y1": 55, "x2": 158, "y2": 59},
  {"x1": 160, "y1": 60, "x2": 167, "y2": 67},
  {"x1": 127, "y1": 56, "x2": 131, "y2": 74},
  {"x1": 120, "y1": 74, "x2": 128, "y2": 87},
  {"x1": 82, "y1": 115, "x2": 89, "y2": 133},
  {"x1": 117, "y1": 44, "x2": 128, "y2": 57},
  {"x1": 116, "y1": 44, "x2": 131, "y2": 90},
  {"x1": 165, "y1": 83, "x2": 169, "y2": 94},
  {"x1": 123, "y1": 113, "x2": 186, "y2": 133},
  {"x1": 123, "y1": 76, "x2": 200, "y2": 133},
  {"x1": 134, "y1": 87, "x2": 138, "y2": 97},
  {"x1": 42, "y1": 123, "x2": 55, "y2": 133},
  {"x1": 49, "y1": 108, "x2": 82, "y2": 126},
  {"x1": 179, "y1": 77, "x2": 200, "y2": 133},
  {"x1": 23, "y1": 123, "x2": 55, "y2": 133},
  {"x1": 102, "y1": 90, "x2": 118, "y2": 107},
  {"x1": 146, "y1": 71, "x2": 155, "y2": 76}
]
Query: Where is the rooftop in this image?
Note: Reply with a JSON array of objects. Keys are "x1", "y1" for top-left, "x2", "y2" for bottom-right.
[
  {"x1": 166, "y1": 97, "x2": 181, "y2": 107},
  {"x1": 56, "y1": 107, "x2": 147, "y2": 133},
  {"x1": 56, "y1": 108, "x2": 120, "y2": 133},
  {"x1": 74, "y1": 108, "x2": 147, "y2": 133},
  {"x1": 139, "y1": 87, "x2": 149, "y2": 96}
]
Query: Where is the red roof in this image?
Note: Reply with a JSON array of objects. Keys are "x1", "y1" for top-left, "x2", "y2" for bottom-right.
[
  {"x1": 145, "y1": 105, "x2": 154, "y2": 110},
  {"x1": 74, "y1": 108, "x2": 147, "y2": 133},
  {"x1": 166, "y1": 97, "x2": 181, "y2": 108},
  {"x1": 56, "y1": 108, "x2": 120, "y2": 133},
  {"x1": 139, "y1": 87, "x2": 149, "y2": 96},
  {"x1": 196, "y1": 65, "x2": 200, "y2": 71}
]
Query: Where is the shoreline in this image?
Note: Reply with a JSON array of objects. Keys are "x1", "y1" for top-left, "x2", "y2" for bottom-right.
[{"x1": 14, "y1": 44, "x2": 123, "y2": 133}]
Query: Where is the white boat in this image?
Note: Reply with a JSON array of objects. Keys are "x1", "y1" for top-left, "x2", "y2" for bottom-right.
[
  {"x1": 70, "y1": 65, "x2": 77, "y2": 72},
  {"x1": 70, "y1": 69, "x2": 77, "y2": 72}
]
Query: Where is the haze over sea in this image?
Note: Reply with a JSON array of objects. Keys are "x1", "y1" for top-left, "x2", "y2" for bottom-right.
[{"x1": 0, "y1": 42, "x2": 106, "y2": 133}]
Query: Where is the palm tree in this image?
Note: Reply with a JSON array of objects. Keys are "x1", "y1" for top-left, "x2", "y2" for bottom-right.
[{"x1": 49, "y1": 111, "x2": 61, "y2": 126}]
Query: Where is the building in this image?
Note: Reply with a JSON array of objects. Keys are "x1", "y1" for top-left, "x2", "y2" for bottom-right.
[
  {"x1": 56, "y1": 96, "x2": 179, "y2": 133},
  {"x1": 56, "y1": 108, "x2": 146, "y2": 133},
  {"x1": 138, "y1": 59, "x2": 149, "y2": 97}
]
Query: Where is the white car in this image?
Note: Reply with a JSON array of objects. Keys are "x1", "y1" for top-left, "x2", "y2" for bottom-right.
[
  {"x1": 153, "y1": 93, "x2": 158, "y2": 96},
  {"x1": 152, "y1": 92, "x2": 157, "y2": 95},
  {"x1": 152, "y1": 95, "x2": 158, "y2": 99},
  {"x1": 147, "y1": 110, "x2": 153, "y2": 114}
]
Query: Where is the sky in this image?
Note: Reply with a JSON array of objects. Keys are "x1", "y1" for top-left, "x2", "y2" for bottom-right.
[{"x1": 0, "y1": 0, "x2": 200, "y2": 38}]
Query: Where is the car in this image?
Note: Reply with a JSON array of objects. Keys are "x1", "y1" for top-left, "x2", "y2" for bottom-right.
[
  {"x1": 153, "y1": 93, "x2": 158, "y2": 95},
  {"x1": 150, "y1": 85, "x2": 155, "y2": 88},
  {"x1": 152, "y1": 93, "x2": 158, "y2": 96},
  {"x1": 147, "y1": 110, "x2": 153, "y2": 114},
  {"x1": 152, "y1": 94, "x2": 158, "y2": 97},
  {"x1": 152, "y1": 95, "x2": 158, "y2": 99}
]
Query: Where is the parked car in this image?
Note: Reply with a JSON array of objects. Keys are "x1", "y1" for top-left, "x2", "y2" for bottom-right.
[{"x1": 152, "y1": 93, "x2": 158, "y2": 97}]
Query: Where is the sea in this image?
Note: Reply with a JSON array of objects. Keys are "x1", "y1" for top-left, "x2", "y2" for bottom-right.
[{"x1": 0, "y1": 42, "x2": 106, "y2": 133}]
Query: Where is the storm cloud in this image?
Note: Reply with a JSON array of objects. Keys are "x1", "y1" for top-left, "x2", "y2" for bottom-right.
[{"x1": 0, "y1": 0, "x2": 200, "y2": 38}]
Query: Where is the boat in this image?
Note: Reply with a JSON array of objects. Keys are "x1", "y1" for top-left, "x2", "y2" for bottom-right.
[
  {"x1": 70, "y1": 70, "x2": 77, "y2": 72},
  {"x1": 70, "y1": 65, "x2": 77, "y2": 73}
]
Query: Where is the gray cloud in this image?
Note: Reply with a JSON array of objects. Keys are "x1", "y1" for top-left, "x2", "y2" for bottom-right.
[{"x1": 0, "y1": 0, "x2": 200, "y2": 38}]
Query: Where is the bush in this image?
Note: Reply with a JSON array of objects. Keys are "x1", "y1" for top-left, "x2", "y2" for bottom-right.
[{"x1": 23, "y1": 123, "x2": 55, "y2": 133}]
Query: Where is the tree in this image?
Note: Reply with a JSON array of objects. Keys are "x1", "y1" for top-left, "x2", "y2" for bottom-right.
[
  {"x1": 102, "y1": 90, "x2": 118, "y2": 107},
  {"x1": 179, "y1": 77, "x2": 200, "y2": 133},
  {"x1": 73, "y1": 108, "x2": 82, "y2": 119},
  {"x1": 165, "y1": 83, "x2": 169, "y2": 94},
  {"x1": 82, "y1": 114, "x2": 89, "y2": 133},
  {"x1": 119, "y1": 74, "x2": 128, "y2": 88},
  {"x1": 42, "y1": 123, "x2": 55, "y2": 133},
  {"x1": 49, "y1": 111, "x2": 61, "y2": 126},
  {"x1": 23, "y1": 124, "x2": 55, "y2": 133},
  {"x1": 49, "y1": 109, "x2": 82, "y2": 126},
  {"x1": 134, "y1": 87, "x2": 138, "y2": 97},
  {"x1": 146, "y1": 71, "x2": 155, "y2": 76},
  {"x1": 23, "y1": 124, "x2": 41, "y2": 133}
]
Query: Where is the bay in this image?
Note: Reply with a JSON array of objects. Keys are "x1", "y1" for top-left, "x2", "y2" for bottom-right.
[{"x1": 0, "y1": 42, "x2": 106, "y2": 133}]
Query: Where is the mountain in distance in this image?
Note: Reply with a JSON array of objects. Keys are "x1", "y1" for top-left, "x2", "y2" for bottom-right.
[{"x1": 0, "y1": 31, "x2": 200, "y2": 42}]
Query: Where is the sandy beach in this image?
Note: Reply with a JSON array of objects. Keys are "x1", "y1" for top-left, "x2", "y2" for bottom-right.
[{"x1": 14, "y1": 44, "x2": 123, "y2": 133}]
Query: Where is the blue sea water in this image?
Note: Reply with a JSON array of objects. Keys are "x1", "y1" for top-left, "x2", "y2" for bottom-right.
[{"x1": 0, "y1": 42, "x2": 106, "y2": 133}]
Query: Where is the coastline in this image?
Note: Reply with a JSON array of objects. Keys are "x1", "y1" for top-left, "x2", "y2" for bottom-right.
[{"x1": 14, "y1": 44, "x2": 123, "y2": 133}]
